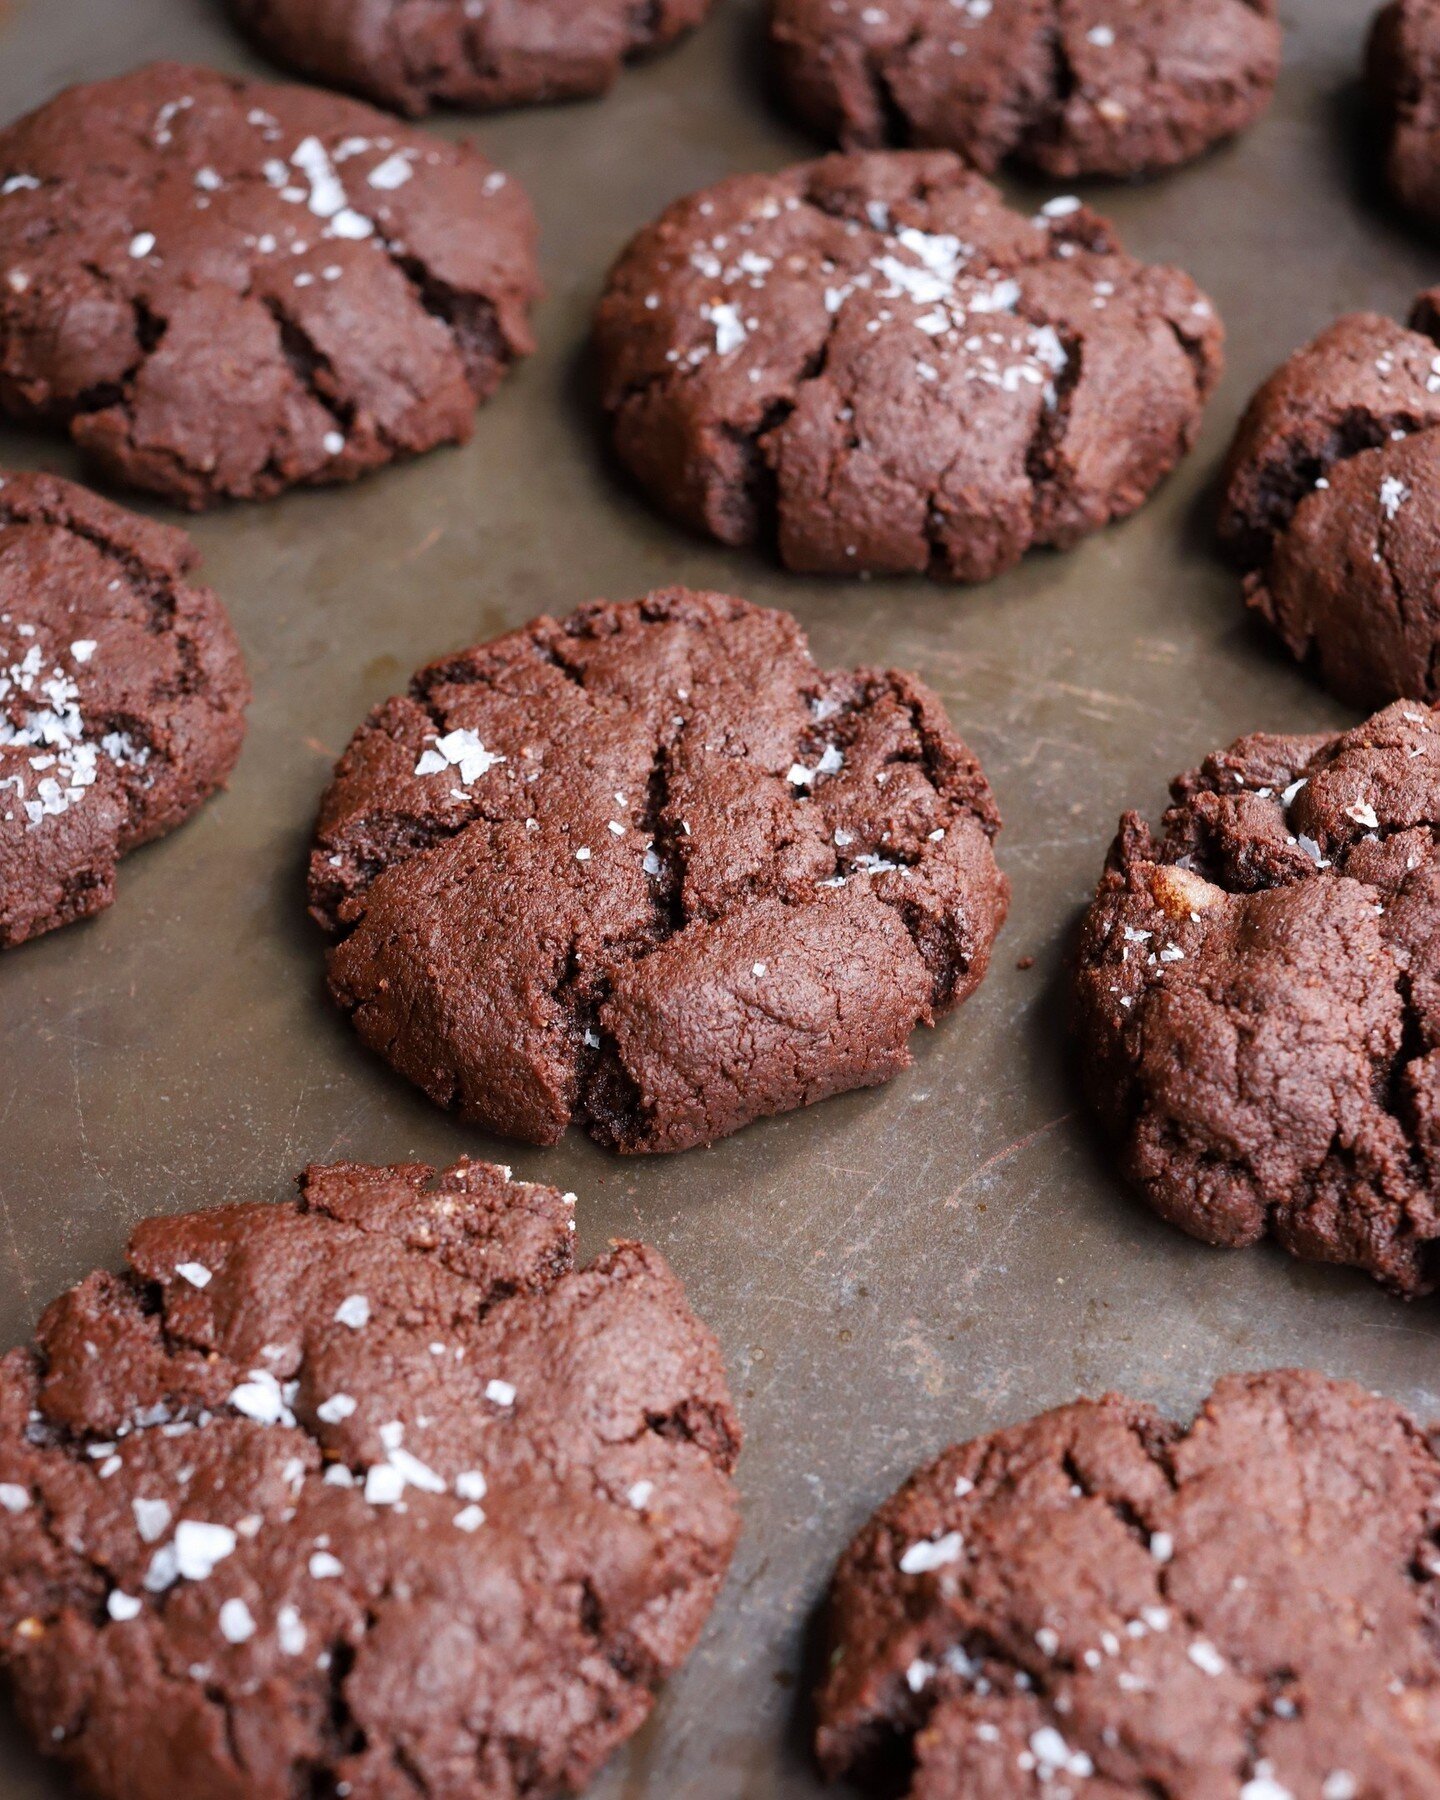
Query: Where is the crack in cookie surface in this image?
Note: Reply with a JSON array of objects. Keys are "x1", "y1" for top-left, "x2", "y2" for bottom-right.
[
  {"x1": 817, "y1": 1370, "x2": 1440, "y2": 1798},
  {"x1": 1220, "y1": 290, "x2": 1440, "y2": 708},
  {"x1": 308, "y1": 587, "x2": 1009, "y2": 1152},
  {"x1": 1072, "y1": 700, "x2": 1440, "y2": 1294},
  {"x1": 0, "y1": 62, "x2": 539, "y2": 508},
  {"x1": 229, "y1": 0, "x2": 718, "y2": 118},
  {"x1": 593, "y1": 153, "x2": 1222, "y2": 582},
  {"x1": 769, "y1": 0, "x2": 1281, "y2": 180},
  {"x1": 0, "y1": 1158, "x2": 741, "y2": 1800},
  {"x1": 0, "y1": 468, "x2": 248, "y2": 948}
]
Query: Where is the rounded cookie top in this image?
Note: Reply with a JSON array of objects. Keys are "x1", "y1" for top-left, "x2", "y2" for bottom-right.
[
  {"x1": 771, "y1": 0, "x2": 1281, "y2": 180},
  {"x1": 1369, "y1": 0, "x2": 1440, "y2": 229},
  {"x1": 1071, "y1": 700, "x2": 1440, "y2": 1296},
  {"x1": 0, "y1": 62, "x2": 539, "y2": 509},
  {"x1": 309, "y1": 587, "x2": 1009, "y2": 1153},
  {"x1": 229, "y1": 0, "x2": 718, "y2": 118},
  {"x1": 594, "y1": 154, "x2": 1222, "y2": 581},
  {"x1": 0, "y1": 1157, "x2": 741, "y2": 1800},
  {"x1": 0, "y1": 469, "x2": 248, "y2": 949},
  {"x1": 1220, "y1": 291, "x2": 1440, "y2": 709},
  {"x1": 817, "y1": 1369, "x2": 1440, "y2": 1798}
]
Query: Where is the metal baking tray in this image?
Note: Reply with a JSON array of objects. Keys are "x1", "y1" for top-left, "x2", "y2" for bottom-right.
[{"x1": 2, "y1": 1, "x2": 1437, "y2": 1793}]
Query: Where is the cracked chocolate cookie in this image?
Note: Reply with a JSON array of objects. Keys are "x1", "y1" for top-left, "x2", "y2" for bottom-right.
[
  {"x1": 1370, "y1": 0, "x2": 1440, "y2": 230},
  {"x1": 309, "y1": 587, "x2": 1009, "y2": 1153},
  {"x1": 817, "y1": 1368, "x2": 1440, "y2": 1798},
  {"x1": 593, "y1": 153, "x2": 1223, "y2": 581},
  {"x1": 228, "y1": 0, "x2": 717, "y2": 118},
  {"x1": 0, "y1": 468, "x2": 248, "y2": 949},
  {"x1": 0, "y1": 62, "x2": 539, "y2": 510},
  {"x1": 770, "y1": 0, "x2": 1282, "y2": 180},
  {"x1": 1070, "y1": 701, "x2": 1440, "y2": 1296},
  {"x1": 0, "y1": 1156, "x2": 741, "y2": 1800},
  {"x1": 1220, "y1": 293, "x2": 1440, "y2": 710}
]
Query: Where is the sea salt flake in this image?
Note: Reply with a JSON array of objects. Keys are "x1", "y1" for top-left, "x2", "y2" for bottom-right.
[
  {"x1": 485, "y1": 1379, "x2": 517, "y2": 1407},
  {"x1": 106, "y1": 1591, "x2": 142, "y2": 1622},
  {"x1": 309, "y1": 1551, "x2": 343, "y2": 1579},
  {"x1": 218, "y1": 1598, "x2": 256, "y2": 1644},
  {"x1": 334, "y1": 1294, "x2": 370, "y2": 1330},
  {"x1": 0, "y1": 1484, "x2": 29, "y2": 1514},
  {"x1": 899, "y1": 1530, "x2": 962, "y2": 1574},
  {"x1": 316, "y1": 1393, "x2": 357, "y2": 1424},
  {"x1": 1188, "y1": 1639, "x2": 1226, "y2": 1676},
  {"x1": 454, "y1": 1504, "x2": 486, "y2": 1531},
  {"x1": 176, "y1": 1262, "x2": 212, "y2": 1288},
  {"x1": 174, "y1": 1520, "x2": 238, "y2": 1581},
  {"x1": 277, "y1": 1605, "x2": 306, "y2": 1654}
]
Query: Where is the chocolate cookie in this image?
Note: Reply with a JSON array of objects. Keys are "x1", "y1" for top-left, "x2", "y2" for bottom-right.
[
  {"x1": 1070, "y1": 701, "x2": 1440, "y2": 1296},
  {"x1": 0, "y1": 1156, "x2": 741, "y2": 1800},
  {"x1": 229, "y1": 0, "x2": 717, "y2": 118},
  {"x1": 0, "y1": 62, "x2": 539, "y2": 509},
  {"x1": 1220, "y1": 293, "x2": 1440, "y2": 709},
  {"x1": 593, "y1": 153, "x2": 1223, "y2": 580},
  {"x1": 0, "y1": 469, "x2": 248, "y2": 949},
  {"x1": 309, "y1": 587, "x2": 1009, "y2": 1153},
  {"x1": 771, "y1": 0, "x2": 1282, "y2": 180},
  {"x1": 1369, "y1": 0, "x2": 1440, "y2": 229},
  {"x1": 817, "y1": 1368, "x2": 1440, "y2": 1798}
]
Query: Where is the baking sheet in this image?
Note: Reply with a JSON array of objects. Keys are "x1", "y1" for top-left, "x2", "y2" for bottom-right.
[{"x1": 2, "y1": 1, "x2": 1439, "y2": 1793}]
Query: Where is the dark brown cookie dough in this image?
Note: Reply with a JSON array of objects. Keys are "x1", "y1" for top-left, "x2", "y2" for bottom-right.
[
  {"x1": 0, "y1": 62, "x2": 539, "y2": 509},
  {"x1": 309, "y1": 586, "x2": 1009, "y2": 1153},
  {"x1": 0, "y1": 468, "x2": 248, "y2": 949},
  {"x1": 593, "y1": 153, "x2": 1223, "y2": 581},
  {"x1": 1069, "y1": 701, "x2": 1440, "y2": 1296},
  {"x1": 1369, "y1": 0, "x2": 1440, "y2": 229},
  {"x1": 0, "y1": 1157, "x2": 741, "y2": 1800},
  {"x1": 1219, "y1": 293, "x2": 1440, "y2": 709},
  {"x1": 229, "y1": 0, "x2": 717, "y2": 118},
  {"x1": 817, "y1": 1368, "x2": 1440, "y2": 1798},
  {"x1": 771, "y1": 0, "x2": 1282, "y2": 180}
]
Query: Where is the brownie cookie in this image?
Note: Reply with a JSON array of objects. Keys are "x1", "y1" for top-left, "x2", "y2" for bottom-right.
[
  {"x1": 1370, "y1": 0, "x2": 1440, "y2": 229},
  {"x1": 593, "y1": 154, "x2": 1223, "y2": 581},
  {"x1": 309, "y1": 587, "x2": 1009, "y2": 1153},
  {"x1": 0, "y1": 1157, "x2": 741, "y2": 1799},
  {"x1": 1220, "y1": 293, "x2": 1440, "y2": 709},
  {"x1": 229, "y1": 0, "x2": 717, "y2": 118},
  {"x1": 0, "y1": 62, "x2": 539, "y2": 509},
  {"x1": 0, "y1": 469, "x2": 248, "y2": 949},
  {"x1": 817, "y1": 1368, "x2": 1440, "y2": 1797},
  {"x1": 771, "y1": 0, "x2": 1282, "y2": 180},
  {"x1": 1068, "y1": 701, "x2": 1440, "y2": 1296}
]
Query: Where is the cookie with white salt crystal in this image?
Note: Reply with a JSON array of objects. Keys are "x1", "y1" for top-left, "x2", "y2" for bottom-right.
[
  {"x1": 1220, "y1": 291, "x2": 1440, "y2": 708},
  {"x1": 0, "y1": 1157, "x2": 740, "y2": 1799},
  {"x1": 309, "y1": 586, "x2": 1008, "y2": 1152},
  {"x1": 817, "y1": 1369, "x2": 1439, "y2": 1799},
  {"x1": 593, "y1": 152, "x2": 1223, "y2": 580},
  {"x1": 0, "y1": 468, "x2": 248, "y2": 948},
  {"x1": 0, "y1": 62, "x2": 538, "y2": 508},
  {"x1": 770, "y1": 0, "x2": 1282, "y2": 181},
  {"x1": 1072, "y1": 700, "x2": 1440, "y2": 1296}
]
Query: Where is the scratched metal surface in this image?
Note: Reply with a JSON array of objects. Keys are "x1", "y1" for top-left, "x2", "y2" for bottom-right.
[{"x1": 1, "y1": 1, "x2": 1438, "y2": 1794}]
